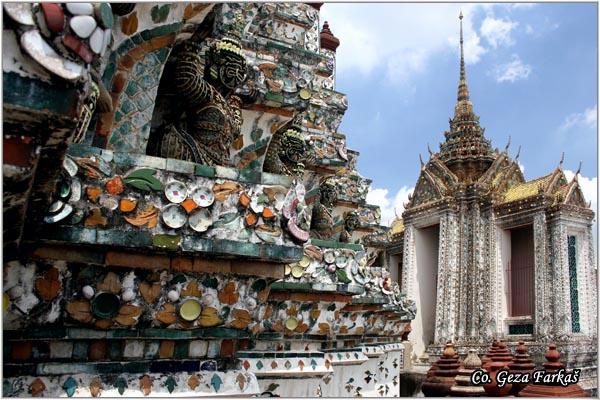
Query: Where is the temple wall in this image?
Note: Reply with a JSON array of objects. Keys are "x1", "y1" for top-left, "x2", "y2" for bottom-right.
[
  {"x1": 533, "y1": 211, "x2": 551, "y2": 338},
  {"x1": 3, "y1": 3, "x2": 413, "y2": 397},
  {"x1": 549, "y1": 218, "x2": 573, "y2": 337}
]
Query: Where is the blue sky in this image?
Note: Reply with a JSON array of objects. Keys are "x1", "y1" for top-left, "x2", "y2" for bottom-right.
[{"x1": 320, "y1": 3, "x2": 598, "y2": 225}]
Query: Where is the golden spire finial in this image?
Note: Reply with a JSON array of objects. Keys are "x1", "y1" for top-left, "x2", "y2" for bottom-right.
[{"x1": 457, "y1": 10, "x2": 468, "y2": 103}]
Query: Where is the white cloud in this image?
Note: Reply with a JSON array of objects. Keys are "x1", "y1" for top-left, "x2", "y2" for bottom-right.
[
  {"x1": 481, "y1": 16, "x2": 518, "y2": 48},
  {"x1": 366, "y1": 186, "x2": 414, "y2": 226},
  {"x1": 525, "y1": 24, "x2": 534, "y2": 35},
  {"x1": 510, "y1": 3, "x2": 537, "y2": 10},
  {"x1": 320, "y1": 3, "x2": 487, "y2": 85},
  {"x1": 559, "y1": 105, "x2": 598, "y2": 131},
  {"x1": 492, "y1": 54, "x2": 532, "y2": 82}
]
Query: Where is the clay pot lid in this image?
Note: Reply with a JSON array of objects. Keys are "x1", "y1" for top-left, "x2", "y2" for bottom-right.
[{"x1": 320, "y1": 21, "x2": 340, "y2": 52}]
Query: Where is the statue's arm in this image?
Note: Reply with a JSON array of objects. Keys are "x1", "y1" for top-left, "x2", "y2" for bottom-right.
[
  {"x1": 229, "y1": 95, "x2": 243, "y2": 133},
  {"x1": 175, "y1": 42, "x2": 212, "y2": 106}
]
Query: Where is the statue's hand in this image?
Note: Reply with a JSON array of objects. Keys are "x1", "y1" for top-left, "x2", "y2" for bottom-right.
[{"x1": 229, "y1": 95, "x2": 243, "y2": 109}]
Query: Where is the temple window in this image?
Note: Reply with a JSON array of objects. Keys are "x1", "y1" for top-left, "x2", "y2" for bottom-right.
[{"x1": 568, "y1": 235, "x2": 581, "y2": 333}]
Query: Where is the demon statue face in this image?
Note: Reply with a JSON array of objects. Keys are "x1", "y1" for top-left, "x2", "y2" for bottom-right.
[
  {"x1": 205, "y1": 36, "x2": 248, "y2": 97},
  {"x1": 339, "y1": 211, "x2": 359, "y2": 243},
  {"x1": 310, "y1": 179, "x2": 337, "y2": 240},
  {"x1": 263, "y1": 114, "x2": 307, "y2": 176},
  {"x1": 151, "y1": 14, "x2": 249, "y2": 167}
]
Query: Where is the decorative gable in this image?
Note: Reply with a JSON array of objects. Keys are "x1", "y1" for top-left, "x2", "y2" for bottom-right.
[
  {"x1": 408, "y1": 169, "x2": 446, "y2": 208},
  {"x1": 557, "y1": 180, "x2": 589, "y2": 208}
]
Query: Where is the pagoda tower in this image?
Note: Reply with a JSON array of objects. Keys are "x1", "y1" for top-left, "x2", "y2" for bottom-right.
[
  {"x1": 386, "y1": 12, "x2": 596, "y2": 393},
  {"x1": 438, "y1": 11, "x2": 494, "y2": 183}
]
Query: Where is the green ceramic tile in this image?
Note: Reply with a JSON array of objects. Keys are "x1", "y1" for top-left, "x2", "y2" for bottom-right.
[
  {"x1": 181, "y1": 237, "x2": 213, "y2": 253},
  {"x1": 194, "y1": 164, "x2": 216, "y2": 178},
  {"x1": 173, "y1": 341, "x2": 189, "y2": 359},
  {"x1": 141, "y1": 329, "x2": 191, "y2": 339},
  {"x1": 166, "y1": 158, "x2": 195, "y2": 174},
  {"x1": 108, "y1": 340, "x2": 122, "y2": 359},
  {"x1": 120, "y1": 98, "x2": 136, "y2": 115},
  {"x1": 125, "y1": 80, "x2": 139, "y2": 97},
  {"x1": 214, "y1": 240, "x2": 260, "y2": 258},
  {"x1": 67, "y1": 328, "x2": 107, "y2": 339},
  {"x1": 155, "y1": 47, "x2": 170, "y2": 62},
  {"x1": 121, "y1": 361, "x2": 150, "y2": 373},
  {"x1": 131, "y1": 33, "x2": 144, "y2": 45},
  {"x1": 97, "y1": 229, "x2": 152, "y2": 248},
  {"x1": 237, "y1": 169, "x2": 261, "y2": 184},
  {"x1": 134, "y1": 92, "x2": 153, "y2": 111},
  {"x1": 117, "y1": 38, "x2": 135, "y2": 56}
]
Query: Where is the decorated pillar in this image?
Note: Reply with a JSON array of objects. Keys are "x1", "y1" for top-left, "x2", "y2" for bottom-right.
[
  {"x1": 319, "y1": 21, "x2": 340, "y2": 89},
  {"x1": 402, "y1": 224, "x2": 416, "y2": 300},
  {"x1": 583, "y1": 224, "x2": 597, "y2": 337},
  {"x1": 456, "y1": 203, "x2": 469, "y2": 341},
  {"x1": 491, "y1": 213, "x2": 503, "y2": 340},
  {"x1": 533, "y1": 211, "x2": 551, "y2": 339},
  {"x1": 436, "y1": 211, "x2": 459, "y2": 344},
  {"x1": 468, "y1": 201, "x2": 483, "y2": 339},
  {"x1": 548, "y1": 217, "x2": 572, "y2": 338},
  {"x1": 482, "y1": 208, "x2": 499, "y2": 341}
]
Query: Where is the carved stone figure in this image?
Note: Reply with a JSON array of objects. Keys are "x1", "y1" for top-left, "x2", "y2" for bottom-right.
[
  {"x1": 339, "y1": 211, "x2": 359, "y2": 243},
  {"x1": 154, "y1": 16, "x2": 247, "y2": 166},
  {"x1": 263, "y1": 114, "x2": 306, "y2": 176},
  {"x1": 310, "y1": 179, "x2": 336, "y2": 240}
]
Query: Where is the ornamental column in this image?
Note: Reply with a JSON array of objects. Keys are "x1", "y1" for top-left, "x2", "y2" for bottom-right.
[
  {"x1": 548, "y1": 217, "x2": 572, "y2": 338},
  {"x1": 533, "y1": 212, "x2": 551, "y2": 339},
  {"x1": 319, "y1": 21, "x2": 340, "y2": 89}
]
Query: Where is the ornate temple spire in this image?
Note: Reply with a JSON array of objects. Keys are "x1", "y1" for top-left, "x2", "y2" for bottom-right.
[
  {"x1": 438, "y1": 12, "x2": 495, "y2": 183},
  {"x1": 457, "y1": 11, "x2": 469, "y2": 103},
  {"x1": 452, "y1": 11, "x2": 476, "y2": 123}
]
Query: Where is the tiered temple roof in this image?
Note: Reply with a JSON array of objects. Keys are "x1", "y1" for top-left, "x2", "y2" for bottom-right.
[
  {"x1": 399, "y1": 13, "x2": 592, "y2": 221},
  {"x1": 438, "y1": 11, "x2": 494, "y2": 183}
]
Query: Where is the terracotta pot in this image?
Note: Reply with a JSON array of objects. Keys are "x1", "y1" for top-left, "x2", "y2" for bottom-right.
[
  {"x1": 422, "y1": 342, "x2": 461, "y2": 397},
  {"x1": 483, "y1": 361, "x2": 512, "y2": 396},
  {"x1": 508, "y1": 341, "x2": 535, "y2": 395}
]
